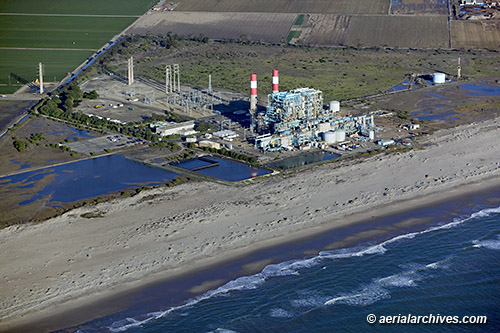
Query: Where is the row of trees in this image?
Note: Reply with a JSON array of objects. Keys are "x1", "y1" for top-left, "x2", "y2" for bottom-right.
[{"x1": 35, "y1": 89, "x2": 165, "y2": 143}]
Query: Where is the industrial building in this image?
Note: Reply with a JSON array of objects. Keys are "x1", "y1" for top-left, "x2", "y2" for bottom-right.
[
  {"x1": 250, "y1": 71, "x2": 375, "y2": 151},
  {"x1": 150, "y1": 120, "x2": 196, "y2": 136}
]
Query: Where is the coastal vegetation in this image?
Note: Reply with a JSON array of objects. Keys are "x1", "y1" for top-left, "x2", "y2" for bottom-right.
[{"x1": 95, "y1": 36, "x2": 500, "y2": 102}]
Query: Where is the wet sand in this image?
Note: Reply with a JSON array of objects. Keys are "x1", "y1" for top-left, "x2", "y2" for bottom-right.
[{"x1": 3, "y1": 117, "x2": 500, "y2": 331}]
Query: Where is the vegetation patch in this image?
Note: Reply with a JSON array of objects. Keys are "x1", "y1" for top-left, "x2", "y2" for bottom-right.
[
  {"x1": 286, "y1": 30, "x2": 302, "y2": 43},
  {"x1": 294, "y1": 14, "x2": 305, "y2": 26},
  {"x1": 96, "y1": 37, "x2": 500, "y2": 102}
]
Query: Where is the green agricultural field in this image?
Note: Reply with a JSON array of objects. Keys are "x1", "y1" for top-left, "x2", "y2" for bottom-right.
[
  {"x1": 0, "y1": 15, "x2": 136, "y2": 49},
  {"x1": 294, "y1": 14, "x2": 305, "y2": 26},
  {"x1": 0, "y1": 0, "x2": 157, "y2": 15},
  {"x1": 0, "y1": 49, "x2": 93, "y2": 94},
  {"x1": 0, "y1": 0, "x2": 155, "y2": 95},
  {"x1": 286, "y1": 30, "x2": 302, "y2": 43}
]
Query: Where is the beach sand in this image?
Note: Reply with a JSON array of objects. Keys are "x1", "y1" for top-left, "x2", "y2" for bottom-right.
[{"x1": 2, "y1": 117, "x2": 500, "y2": 331}]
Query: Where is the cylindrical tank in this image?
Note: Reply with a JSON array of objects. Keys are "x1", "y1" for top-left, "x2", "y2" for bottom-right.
[
  {"x1": 433, "y1": 73, "x2": 446, "y2": 84},
  {"x1": 335, "y1": 129, "x2": 346, "y2": 142},
  {"x1": 329, "y1": 101, "x2": 340, "y2": 113},
  {"x1": 324, "y1": 131, "x2": 336, "y2": 144}
]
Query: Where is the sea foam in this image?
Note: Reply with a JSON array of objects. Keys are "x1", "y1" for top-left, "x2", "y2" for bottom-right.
[
  {"x1": 108, "y1": 206, "x2": 500, "y2": 332},
  {"x1": 472, "y1": 235, "x2": 500, "y2": 250}
]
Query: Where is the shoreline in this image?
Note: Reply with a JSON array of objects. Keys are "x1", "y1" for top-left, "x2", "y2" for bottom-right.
[
  {"x1": 64, "y1": 182, "x2": 500, "y2": 332},
  {"x1": 3, "y1": 117, "x2": 500, "y2": 331},
  {"x1": 4, "y1": 177, "x2": 500, "y2": 333}
]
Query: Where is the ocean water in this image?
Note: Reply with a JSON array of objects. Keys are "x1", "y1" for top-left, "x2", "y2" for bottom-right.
[{"x1": 74, "y1": 200, "x2": 500, "y2": 332}]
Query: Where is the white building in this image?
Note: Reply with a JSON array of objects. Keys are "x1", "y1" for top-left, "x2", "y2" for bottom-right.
[
  {"x1": 378, "y1": 139, "x2": 395, "y2": 147},
  {"x1": 462, "y1": 0, "x2": 484, "y2": 5},
  {"x1": 151, "y1": 120, "x2": 196, "y2": 136}
]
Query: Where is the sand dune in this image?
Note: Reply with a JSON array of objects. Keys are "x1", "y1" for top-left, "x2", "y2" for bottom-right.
[{"x1": 2, "y1": 117, "x2": 500, "y2": 330}]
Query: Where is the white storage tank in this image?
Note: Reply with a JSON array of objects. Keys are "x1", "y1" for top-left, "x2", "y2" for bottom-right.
[
  {"x1": 335, "y1": 129, "x2": 346, "y2": 142},
  {"x1": 324, "y1": 131, "x2": 336, "y2": 144},
  {"x1": 318, "y1": 122, "x2": 331, "y2": 133},
  {"x1": 281, "y1": 136, "x2": 291, "y2": 147},
  {"x1": 433, "y1": 72, "x2": 446, "y2": 84},
  {"x1": 329, "y1": 101, "x2": 340, "y2": 113}
]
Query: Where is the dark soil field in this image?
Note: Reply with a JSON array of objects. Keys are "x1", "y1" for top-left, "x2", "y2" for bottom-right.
[
  {"x1": 129, "y1": 12, "x2": 296, "y2": 44},
  {"x1": 127, "y1": 1, "x2": 500, "y2": 51},
  {"x1": 451, "y1": 21, "x2": 500, "y2": 50},
  {"x1": 175, "y1": 0, "x2": 390, "y2": 15},
  {"x1": 391, "y1": 0, "x2": 448, "y2": 15},
  {"x1": 294, "y1": 14, "x2": 449, "y2": 49},
  {"x1": 345, "y1": 15, "x2": 449, "y2": 49},
  {"x1": 294, "y1": 15, "x2": 352, "y2": 46}
]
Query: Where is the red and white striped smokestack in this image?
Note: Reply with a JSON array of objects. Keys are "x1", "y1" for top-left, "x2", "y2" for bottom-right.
[
  {"x1": 272, "y1": 69, "x2": 279, "y2": 93},
  {"x1": 250, "y1": 73, "x2": 257, "y2": 112}
]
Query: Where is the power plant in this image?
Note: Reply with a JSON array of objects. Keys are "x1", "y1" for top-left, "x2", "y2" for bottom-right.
[{"x1": 250, "y1": 70, "x2": 376, "y2": 151}]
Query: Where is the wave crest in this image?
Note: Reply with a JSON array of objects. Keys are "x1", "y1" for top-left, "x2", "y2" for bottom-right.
[{"x1": 109, "y1": 206, "x2": 500, "y2": 331}]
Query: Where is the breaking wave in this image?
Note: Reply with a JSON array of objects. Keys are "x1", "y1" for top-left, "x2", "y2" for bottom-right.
[
  {"x1": 108, "y1": 206, "x2": 500, "y2": 332},
  {"x1": 472, "y1": 235, "x2": 500, "y2": 250}
]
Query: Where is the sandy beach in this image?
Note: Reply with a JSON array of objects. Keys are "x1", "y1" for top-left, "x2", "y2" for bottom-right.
[{"x1": 2, "y1": 116, "x2": 500, "y2": 331}]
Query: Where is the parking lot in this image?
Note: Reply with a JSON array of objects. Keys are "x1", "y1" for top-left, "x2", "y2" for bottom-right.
[{"x1": 67, "y1": 134, "x2": 146, "y2": 155}]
